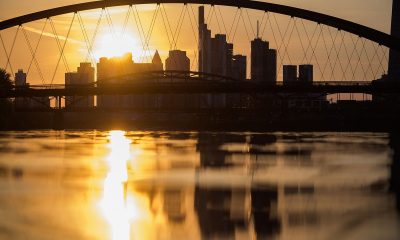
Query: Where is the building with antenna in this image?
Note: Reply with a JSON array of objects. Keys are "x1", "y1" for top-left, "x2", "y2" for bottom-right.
[{"x1": 251, "y1": 22, "x2": 277, "y2": 82}]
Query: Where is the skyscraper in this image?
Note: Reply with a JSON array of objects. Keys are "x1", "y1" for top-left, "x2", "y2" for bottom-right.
[
  {"x1": 266, "y1": 49, "x2": 277, "y2": 82},
  {"x1": 199, "y1": 6, "x2": 212, "y2": 73},
  {"x1": 388, "y1": 0, "x2": 400, "y2": 81},
  {"x1": 251, "y1": 38, "x2": 277, "y2": 83},
  {"x1": 299, "y1": 64, "x2": 313, "y2": 84},
  {"x1": 211, "y1": 34, "x2": 229, "y2": 76},
  {"x1": 283, "y1": 65, "x2": 297, "y2": 84},
  {"x1": 232, "y1": 55, "x2": 247, "y2": 81},
  {"x1": 251, "y1": 38, "x2": 269, "y2": 82}
]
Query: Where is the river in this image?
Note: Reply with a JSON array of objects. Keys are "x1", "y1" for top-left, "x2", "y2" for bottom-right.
[{"x1": 0, "y1": 131, "x2": 399, "y2": 240}]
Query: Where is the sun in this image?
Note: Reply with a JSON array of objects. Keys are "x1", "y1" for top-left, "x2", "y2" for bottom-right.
[{"x1": 94, "y1": 31, "x2": 142, "y2": 61}]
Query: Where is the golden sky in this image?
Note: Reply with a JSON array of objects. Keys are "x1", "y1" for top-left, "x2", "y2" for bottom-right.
[{"x1": 0, "y1": 0, "x2": 394, "y2": 84}]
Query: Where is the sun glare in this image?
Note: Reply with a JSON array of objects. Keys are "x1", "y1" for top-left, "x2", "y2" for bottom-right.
[
  {"x1": 100, "y1": 130, "x2": 132, "y2": 240},
  {"x1": 94, "y1": 32, "x2": 142, "y2": 61}
]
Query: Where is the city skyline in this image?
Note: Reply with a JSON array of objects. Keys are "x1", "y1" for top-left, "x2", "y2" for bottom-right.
[{"x1": 0, "y1": 0, "x2": 394, "y2": 84}]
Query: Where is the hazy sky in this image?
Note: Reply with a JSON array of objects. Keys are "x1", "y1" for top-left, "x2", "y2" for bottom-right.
[
  {"x1": 0, "y1": 0, "x2": 393, "y2": 32},
  {"x1": 0, "y1": 0, "x2": 395, "y2": 84}
]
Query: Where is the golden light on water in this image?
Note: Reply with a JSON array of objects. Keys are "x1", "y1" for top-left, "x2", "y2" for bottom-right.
[{"x1": 99, "y1": 130, "x2": 132, "y2": 240}]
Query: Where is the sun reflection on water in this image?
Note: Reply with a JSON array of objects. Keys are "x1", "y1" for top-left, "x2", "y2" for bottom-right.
[{"x1": 100, "y1": 130, "x2": 132, "y2": 240}]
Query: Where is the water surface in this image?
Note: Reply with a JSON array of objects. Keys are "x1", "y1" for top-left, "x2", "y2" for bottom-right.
[{"x1": 0, "y1": 131, "x2": 399, "y2": 240}]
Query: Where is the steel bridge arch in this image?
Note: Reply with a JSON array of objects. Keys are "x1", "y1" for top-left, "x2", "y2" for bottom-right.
[{"x1": 0, "y1": 0, "x2": 399, "y2": 51}]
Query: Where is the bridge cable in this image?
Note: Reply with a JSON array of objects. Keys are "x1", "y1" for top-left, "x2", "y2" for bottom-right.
[
  {"x1": 339, "y1": 31, "x2": 355, "y2": 80},
  {"x1": 210, "y1": 6, "x2": 222, "y2": 34},
  {"x1": 259, "y1": 11, "x2": 267, "y2": 37},
  {"x1": 21, "y1": 26, "x2": 45, "y2": 84},
  {"x1": 121, "y1": 5, "x2": 131, "y2": 36},
  {"x1": 158, "y1": 4, "x2": 180, "y2": 68},
  {"x1": 293, "y1": 18, "x2": 308, "y2": 65},
  {"x1": 350, "y1": 36, "x2": 365, "y2": 81},
  {"x1": 77, "y1": 12, "x2": 96, "y2": 67},
  {"x1": 25, "y1": 19, "x2": 47, "y2": 81},
  {"x1": 2, "y1": 26, "x2": 20, "y2": 76},
  {"x1": 300, "y1": 19, "x2": 318, "y2": 63},
  {"x1": 361, "y1": 38, "x2": 377, "y2": 79},
  {"x1": 84, "y1": 9, "x2": 104, "y2": 64},
  {"x1": 141, "y1": 4, "x2": 159, "y2": 62},
  {"x1": 50, "y1": 13, "x2": 75, "y2": 86},
  {"x1": 320, "y1": 25, "x2": 336, "y2": 80},
  {"x1": 49, "y1": 17, "x2": 71, "y2": 76},
  {"x1": 238, "y1": 8, "x2": 251, "y2": 42},
  {"x1": 244, "y1": 9, "x2": 256, "y2": 38},
  {"x1": 131, "y1": 5, "x2": 148, "y2": 61},
  {"x1": 370, "y1": 43, "x2": 382, "y2": 78},
  {"x1": 282, "y1": 18, "x2": 296, "y2": 65},
  {"x1": 380, "y1": 45, "x2": 389, "y2": 74},
  {"x1": 266, "y1": 12, "x2": 280, "y2": 60},
  {"x1": 325, "y1": 27, "x2": 345, "y2": 81},
  {"x1": 227, "y1": 8, "x2": 239, "y2": 42},
  {"x1": 275, "y1": 15, "x2": 294, "y2": 66},
  {"x1": 0, "y1": 33, "x2": 13, "y2": 75},
  {"x1": 216, "y1": 6, "x2": 228, "y2": 37},
  {"x1": 376, "y1": 45, "x2": 388, "y2": 76},
  {"x1": 273, "y1": 15, "x2": 295, "y2": 74},
  {"x1": 330, "y1": 28, "x2": 346, "y2": 81},
  {"x1": 308, "y1": 24, "x2": 324, "y2": 81},
  {"x1": 172, "y1": 4, "x2": 187, "y2": 50},
  {"x1": 159, "y1": 4, "x2": 174, "y2": 50}
]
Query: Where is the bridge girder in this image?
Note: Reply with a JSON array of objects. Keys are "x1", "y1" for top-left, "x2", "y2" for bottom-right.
[
  {"x1": 3, "y1": 82, "x2": 400, "y2": 98},
  {"x1": 0, "y1": 0, "x2": 399, "y2": 51}
]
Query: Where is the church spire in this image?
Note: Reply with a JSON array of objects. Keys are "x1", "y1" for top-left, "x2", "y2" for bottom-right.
[{"x1": 152, "y1": 50, "x2": 163, "y2": 71}]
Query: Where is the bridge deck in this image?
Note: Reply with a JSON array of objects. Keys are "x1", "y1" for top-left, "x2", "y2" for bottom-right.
[{"x1": 2, "y1": 81, "x2": 399, "y2": 98}]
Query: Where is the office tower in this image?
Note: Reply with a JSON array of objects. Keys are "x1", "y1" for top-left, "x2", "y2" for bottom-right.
[
  {"x1": 299, "y1": 64, "x2": 313, "y2": 83},
  {"x1": 266, "y1": 49, "x2": 277, "y2": 82},
  {"x1": 166, "y1": 50, "x2": 190, "y2": 71},
  {"x1": 283, "y1": 65, "x2": 297, "y2": 84},
  {"x1": 232, "y1": 55, "x2": 247, "y2": 80},
  {"x1": 388, "y1": 0, "x2": 400, "y2": 80},
  {"x1": 251, "y1": 38, "x2": 269, "y2": 82},
  {"x1": 65, "y1": 62, "x2": 95, "y2": 108},
  {"x1": 211, "y1": 34, "x2": 229, "y2": 76}
]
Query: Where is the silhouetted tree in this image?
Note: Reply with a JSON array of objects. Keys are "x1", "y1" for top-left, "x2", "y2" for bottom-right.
[
  {"x1": 0, "y1": 68, "x2": 13, "y2": 127},
  {"x1": 0, "y1": 68, "x2": 13, "y2": 90}
]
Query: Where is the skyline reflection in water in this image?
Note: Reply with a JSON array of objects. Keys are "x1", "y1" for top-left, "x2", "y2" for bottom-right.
[{"x1": 0, "y1": 131, "x2": 399, "y2": 239}]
